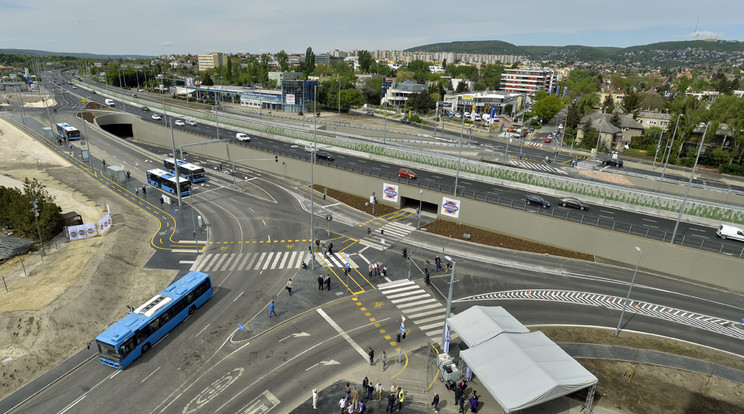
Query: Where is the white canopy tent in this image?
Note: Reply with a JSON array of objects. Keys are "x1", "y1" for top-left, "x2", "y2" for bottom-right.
[{"x1": 447, "y1": 306, "x2": 598, "y2": 413}]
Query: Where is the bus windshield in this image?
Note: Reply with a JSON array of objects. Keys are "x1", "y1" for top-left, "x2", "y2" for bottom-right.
[{"x1": 96, "y1": 341, "x2": 121, "y2": 363}]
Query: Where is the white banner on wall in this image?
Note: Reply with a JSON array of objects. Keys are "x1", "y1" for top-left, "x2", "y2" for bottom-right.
[
  {"x1": 440, "y1": 196, "x2": 461, "y2": 218},
  {"x1": 98, "y1": 213, "x2": 112, "y2": 234},
  {"x1": 382, "y1": 183, "x2": 399, "y2": 203},
  {"x1": 66, "y1": 223, "x2": 97, "y2": 241}
]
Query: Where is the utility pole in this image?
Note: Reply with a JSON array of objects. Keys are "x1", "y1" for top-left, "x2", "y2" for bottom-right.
[{"x1": 31, "y1": 200, "x2": 45, "y2": 261}]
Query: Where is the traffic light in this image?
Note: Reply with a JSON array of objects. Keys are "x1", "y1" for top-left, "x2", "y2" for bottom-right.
[
  {"x1": 402, "y1": 248, "x2": 407, "y2": 259},
  {"x1": 396, "y1": 333, "x2": 401, "y2": 343},
  {"x1": 275, "y1": 155, "x2": 278, "y2": 162}
]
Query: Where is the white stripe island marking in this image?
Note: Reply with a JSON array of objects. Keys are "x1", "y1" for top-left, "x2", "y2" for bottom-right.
[{"x1": 317, "y1": 308, "x2": 368, "y2": 361}]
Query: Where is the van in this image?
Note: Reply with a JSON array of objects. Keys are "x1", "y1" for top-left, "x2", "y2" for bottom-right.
[
  {"x1": 105, "y1": 99, "x2": 115, "y2": 107},
  {"x1": 716, "y1": 224, "x2": 744, "y2": 242}
]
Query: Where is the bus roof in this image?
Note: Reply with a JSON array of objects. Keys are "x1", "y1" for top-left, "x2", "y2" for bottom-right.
[
  {"x1": 56, "y1": 122, "x2": 77, "y2": 130},
  {"x1": 95, "y1": 272, "x2": 210, "y2": 346},
  {"x1": 164, "y1": 158, "x2": 204, "y2": 172}
]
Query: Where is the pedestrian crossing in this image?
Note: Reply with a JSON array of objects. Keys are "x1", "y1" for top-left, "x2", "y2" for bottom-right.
[
  {"x1": 509, "y1": 159, "x2": 568, "y2": 175},
  {"x1": 378, "y1": 280, "x2": 448, "y2": 339},
  {"x1": 192, "y1": 251, "x2": 363, "y2": 273},
  {"x1": 357, "y1": 221, "x2": 416, "y2": 251}
]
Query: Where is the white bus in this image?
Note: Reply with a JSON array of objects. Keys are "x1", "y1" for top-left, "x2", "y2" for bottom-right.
[
  {"x1": 163, "y1": 158, "x2": 206, "y2": 183},
  {"x1": 56, "y1": 123, "x2": 81, "y2": 141}
]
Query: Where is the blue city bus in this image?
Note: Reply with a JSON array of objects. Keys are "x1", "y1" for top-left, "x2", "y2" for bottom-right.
[
  {"x1": 163, "y1": 157, "x2": 206, "y2": 183},
  {"x1": 56, "y1": 122, "x2": 81, "y2": 141},
  {"x1": 146, "y1": 168, "x2": 191, "y2": 196},
  {"x1": 95, "y1": 271, "x2": 213, "y2": 369}
]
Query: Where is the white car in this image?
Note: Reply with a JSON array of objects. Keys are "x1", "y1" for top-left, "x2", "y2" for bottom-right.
[
  {"x1": 304, "y1": 144, "x2": 317, "y2": 153},
  {"x1": 186, "y1": 119, "x2": 197, "y2": 126},
  {"x1": 717, "y1": 224, "x2": 744, "y2": 242},
  {"x1": 151, "y1": 113, "x2": 162, "y2": 120},
  {"x1": 236, "y1": 133, "x2": 251, "y2": 142},
  {"x1": 175, "y1": 120, "x2": 185, "y2": 126}
]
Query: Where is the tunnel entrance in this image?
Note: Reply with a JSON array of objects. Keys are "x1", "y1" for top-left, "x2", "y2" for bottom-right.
[
  {"x1": 400, "y1": 195, "x2": 439, "y2": 227},
  {"x1": 100, "y1": 123, "x2": 133, "y2": 139}
]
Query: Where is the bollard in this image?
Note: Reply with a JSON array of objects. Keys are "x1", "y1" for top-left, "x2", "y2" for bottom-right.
[
  {"x1": 21, "y1": 259, "x2": 27, "y2": 276},
  {"x1": 2, "y1": 275, "x2": 7, "y2": 292}
]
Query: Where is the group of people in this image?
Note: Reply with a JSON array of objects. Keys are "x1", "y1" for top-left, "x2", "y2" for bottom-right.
[
  {"x1": 367, "y1": 262, "x2": 387, "y2": 279},
  {"x1": 317, "y1": 273, "x2": 332, "y2": 290},
  {"x1": 430, "y1": 256, "x2": 452, "y2": 273},
  {"x1": 452, "y1": 379, "x2": 479, "y2": 413}
]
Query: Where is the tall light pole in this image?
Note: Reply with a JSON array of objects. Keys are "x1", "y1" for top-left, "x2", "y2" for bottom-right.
[
  {"x1": 310, "y1": 83, "x2": 318, "y2": 270},
  {"x1": 615, "y1": 246, "x2": 642, "y2": 336},
  {"x1": 441, "y1": 256, "x2": 456, "y2": 348},
  {"x1": 651, "y1": 128, "x2": 665, "y2": 170},
  {"x1": 658, "y1": 113, "x2": 683, "y2": 191},
  {"x1": 453, "y1": 133, "x2": 463, "y2": 196},
  {"x1": 671, "y1": 122, "x2": 708, "y2": 245}
]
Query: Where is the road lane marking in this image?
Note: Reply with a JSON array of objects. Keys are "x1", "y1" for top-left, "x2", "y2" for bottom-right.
[
  {"x1": 141, "y1": 366, "x2": 161, "y2": 383},
  {"x1": 317, "y1": 308, "x2": 368, "y2": 361}
]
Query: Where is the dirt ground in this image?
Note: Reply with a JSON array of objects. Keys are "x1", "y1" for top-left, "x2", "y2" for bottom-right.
[{"x1": 0, "y1": 115, "x2": 176, "y2": 400}]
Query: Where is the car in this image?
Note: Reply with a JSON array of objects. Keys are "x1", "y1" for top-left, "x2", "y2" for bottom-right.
[
  {"x1": 525, "y1": 195, "x2": 550, "y2": 208},
  {"x1": 602, "y1": 159, "x2": 624, "y2": 167},
  {"x1": 304, "y1": 144, "x2": 317, "y2": 153},
  {"x1": 138, "y1": 89, "x2": 144, "y2": 92},
  {"x1": 315, "y1": 151, "x2": 334, "y2": 161},
  {"x1": 398, "y1": 168, "x2": 416, "y2": 179},
  {"x1": 544, "y1": 136, "x2": 553, "y2": 143},
  {"x1": 236, "y1": 133, "x2": 251, "y2": 142},
  {"x1": 91, "y1": 90, "x2": 96, "y2": 94},
  {"x1": 72, "y1": 85, "x2": 76, "y2": 89},
  {"x1": 132, "y1": 93, "x2": 137, "y2": 98},
  {"x1": 454, "y1": 113, "x2": 462, "y2": 119},
  {"x1": 558, "y1": 197, "x2": 589, "y2": 211},
  {"x1": 401, "y1": 117, "x2": 411, "y2": 124},
  {"x1": 175, "y1": 120, "x2": 185, "y2": 126},
  {"x1": 716, "y1": 224, "x2": 744, "y2": 242},
  {"x1": 141, "y1": 106, "x2": 150, "y2": 111},
  {"x1": 186, "y1": 119, "x2": 197, "y2": 126},
  {"x1": 366, "y1": 112, "x2": 375, "y2": 117},
  {"x1": 151, "y1": 113, "x2": 162, "y2": 120}
]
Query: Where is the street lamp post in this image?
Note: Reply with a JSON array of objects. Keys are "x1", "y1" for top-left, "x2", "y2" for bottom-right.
[
  {"x1": 651, "y1": 128, "x2": 665, "y2": 170},
  {"x1": 453, "y1": 133, "x2": 463, "y2": 196},
  {"x1": 671, "y1": 123, "x2": 709, "y2": 245},
  {"x1": 658, "y1": 113, "x2": 683, "y2": 191},
  {"x1": 310, "y1": 83, "x2": 318, "y2": 270},
  {"x1": 615, "y1": 247, "x2": 642, "y2": 336},
  {"x1": 417, "y1": 189, "x2": 423, "y2": 228},
  {"x1": 441, "y1": 256, "x2": 456, "y2": 348}
]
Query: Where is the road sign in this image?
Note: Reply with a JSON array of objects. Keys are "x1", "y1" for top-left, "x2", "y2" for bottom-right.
[{"x1": 238, "y1": 323, "x2": 244, "y2": 330}]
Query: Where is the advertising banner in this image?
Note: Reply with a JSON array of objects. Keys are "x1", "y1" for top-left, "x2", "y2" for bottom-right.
[
  {"x1": 286, "y1": 94, "x2": 295, "y2": 105},
  {"x1": 98, "y1": 213, "x2": 112, "y2": 234},
  {"x1": 382, "y1": 183, "x2": 399, "y2": 203},
  {"x1": 67, "y1": 223, "x2": 97, "y2": 241},
  {"x1": 440, "y1": 197, "x2": 461, "y2": 218}
]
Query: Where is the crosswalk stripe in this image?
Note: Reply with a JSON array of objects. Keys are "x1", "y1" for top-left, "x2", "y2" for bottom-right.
[
  {"x1": 418, "y1": 321, "x2": 445, "y2": 331},
  {"x1": 416, "y1": 314, "x2": 446, "y2": 325},
  {"x1": 391, "y1": 293, "x2": 431, "y2": 304},
  {"x1": 237, "y1": 253, "x2": 252, "y2": 270},
  {"x1": 294, "y1": 251, "x2": 306, "y2": 268},
  {"x1": 426, "y1": 329, "x2": 444, "y2": 337},
  {"x1": 408, "y1": 309, "x2": 446, "y2": 319},
  {"x1": 397, "y1": 298, "x2": 437, "y2": 308},
  {"x1": 195, "y1": 253, "x2": 213, "y2": 272},
  {"x1": 244, "y1": 253, "x2": 259, "y2": 270},
  {"x1": 254, "y1": 252, "x2": 268, "y2": 270},
  {"x1": 221, "y1": 253, "x2": 236, "y2": 272},
  {"x1": 403, "y1": 303, "x2": 443, "y2": 313},
  {"x1": 263, "y1": 252, "x2": 276, "y2": 270},
  {"x1": 278, "y1": 251, "x2": 290, "y2": 269},
  {"x1": 229, "y1": 253, "x2": 243, "y2": 271},
  {"x1": 270, "y1": 252, "x2": 282, "y2": 268},
  {"x1": 210, "y1": 254, "x2": 228, "y2": 272},
  {"x1": 387, "y1": 289, "x2": 426, "y2": 299}
]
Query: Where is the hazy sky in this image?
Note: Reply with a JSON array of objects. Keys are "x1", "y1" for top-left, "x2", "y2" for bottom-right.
[{"x1": 1, "y1": 0, "x2": 742, "y2": 56}]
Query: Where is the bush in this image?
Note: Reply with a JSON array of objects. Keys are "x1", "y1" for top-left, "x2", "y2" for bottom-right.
[{"x1": 721, "y1": 163, "x2": 744, "y2": 176}]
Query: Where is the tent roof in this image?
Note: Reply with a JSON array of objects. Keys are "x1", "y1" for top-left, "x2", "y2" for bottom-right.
[
  {"x1": 460, "y1": 331, "x2": 597, "y2": 413},
  {"x1": 447, "y1": 305, "x2": 529, "y2": 347}
]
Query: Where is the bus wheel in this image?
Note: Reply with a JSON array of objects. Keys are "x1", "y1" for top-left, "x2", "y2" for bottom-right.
[
  {"x1": 142, "y1": 343, "x2": 151, "y2": 353},
  {"x1": 188, "y1": 305, "x2": 196, "y2": 315}
]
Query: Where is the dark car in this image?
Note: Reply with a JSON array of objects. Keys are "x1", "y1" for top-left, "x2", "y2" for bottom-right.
[
  {"x1": 525, "y1": 195, "x2": 550, "y2": 208},
  {"x1": 141, "y1": 106, "x2": 150, "y2": 111},
  {"x1": 558, "y1": 197, "x2": 589, "y2": 211},
  {"x1": 401, "y1": 117, "x2": 411, "y2": 124},
  {"x1": 603, "y1": 159, "x2": 624, "y2": 167},
  {"x1": 316, "y1": 151, "x2": 334, "y2": 161}
]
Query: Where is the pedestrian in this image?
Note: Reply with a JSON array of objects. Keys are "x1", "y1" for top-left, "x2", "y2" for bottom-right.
[
  {"x1": 382, "y1": 265, "x2": 388, "y2": 277},
  {"x1": 397, "y1": 387, "x2": 405, "y2": 411},
  {"x1": 347, "y1": 401, "x2": 354, "y2": 414},
  {"x1": 339, "y1": 396, "x2": 347, "y2": 414},
  {"x1": 302, "y1": 260, "x2": 308, "y2": 270},
  {"x1": 469, "y1": 394, "x2": 478, "y2": 413},
  {"x1": 381, "y1": 350, "x2": 387, "y2": 371},
  {"x1": 362, "y1": 377, "x2": 369, "y2": 395},
  {"x1": 446, "y1": 260, "x2": 452, "y2": 272},
  {"x1": 454, "y1": 386, "x2": 462, "y2": 406},
  {"x1": 315, "y1": 238, "x2": 320, "y2": 251},
  {"x1": 127, "y1": 305, "x2": 134, "y2": 312},
  {"x1": 135, "y1": 188, "x2": 139, "y2": 196},
  {"x1": 126, "y1": 170, "x2": 130, "y2": 180},
  {"x1": 367, "y1": 227, "x2": 371, "y2": 237},
  {"x1": 432, "y1": 392, "x2": 440, "y2": 412},
  {"x1": 367, "y1": 382, "x2": 374, "y2": 400},
  {"x1": 386, "y1": 392, "x2": 395, "y2": 413},
  {"x1": 345, "y1": 383, "x2": 351, "y2": 403},
  {"x1": 160, "y1": 196, "x2": 164, "y2": 207},
  {"x1": 102, "y1": 159, "x2": 106, "y2": 168},
  {"x1": 351, "y1": 387, "x2": 359, "y2": 410},
  {"x1": 459, "y1": 379, "x2": 467, "y2": 393},
  {"x1": 435, "y1": 256, "x2": 441, "y2": 272},
  {"x1": 368, "y1": 347, "x2": 374, "y2": 366},
  {"x1": 312, "y1": 389, "x2": 318, "y2": 410},
  {"x1": 285, "y1": 278, "x2": 293, "y2": 296},
  {"x1": 269, "y1": 300, "x2": 278, "y2": 318},
  {"x1": 458, "y1": 394, "x2": 466, "y2": 413},
  {"x1": 368, "y1": 263, "x2": 373, "y2": 278},
  {"x1": 328, "y1": 242, "x2": 333, "y2": 256},
  {"x1": 142, "y1": 185, "x2": 146, "y2": 195},
  {"x1": 375, "y1": 263, "x2": 380, "y2": 278},
  {"x1": 390, "y1": 383, "x2": 397, "y2": 396},
  {"x1": 380, "y1": 228, "x2": 384, "y2": 236},
  {"x1": 358, "y1": 401, "x2": 366, "y2": 413},
  {"x1": 325, "y1": 274, "x2": 331, "y2": 291},
  {"x1": 318, "y1": 275, "x2": 324, "y2": 290},
  {"x1": 424, "y1": 260, "x2": 429, "y2": 273},
  {"x1": 375, "y1": 382, "x2": 383, "y2": 402}
]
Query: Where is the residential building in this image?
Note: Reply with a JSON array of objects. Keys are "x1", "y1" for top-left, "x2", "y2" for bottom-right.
[
  {"x1": 501, "y1": 68, "x2": 556, "y2": 96},
  {"x1": 443, "y1": 91, "x2": 526, "y2": 117},
  {"x1": 598, "y1": 92, "x2": 625, "y2": 107},
  {"x1": 197, "y1": 53, "x2": 228, "y2": 71},
  {"x1": 381, "y1": 80, "x2": 428, "y2": 107},
  {"x1": 577, "y1": 112, "x2": 644, "y2": 151},
  {"x1": 635, "y1": 111, "x2": 672, "y2": 130},
  {"x1": 268, "y1": 71, "x2": 301, "y2": 84}
]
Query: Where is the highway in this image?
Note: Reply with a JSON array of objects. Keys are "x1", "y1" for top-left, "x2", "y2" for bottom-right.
[{"x1": 2, "y1": 69, "x2": 742, "y2": 413}]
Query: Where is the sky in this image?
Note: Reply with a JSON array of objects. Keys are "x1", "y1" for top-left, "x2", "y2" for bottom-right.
[{"x1": 1, "y1": 0, "x2": 743, "y2": 57}]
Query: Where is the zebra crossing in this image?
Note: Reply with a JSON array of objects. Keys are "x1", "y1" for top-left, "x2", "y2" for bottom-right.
[
  {"x1": 358, "y1": 221, "x2": 416, "y2": 251},
  {"x1": 192, "y1": 251, "x2": 362, "y2": 273},
  {"x1": 456, "y1": 289, "x2": 744, "y2": 341},
  {"x1": 509, "y1": 159, "x2": 568, "y2": 175},
  {"x1": 378, "y1": 280, "x2": 448, "y2": 339}
]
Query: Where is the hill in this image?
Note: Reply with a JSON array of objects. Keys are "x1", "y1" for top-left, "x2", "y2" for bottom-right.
[
  {"x1": 406, "y1": 40, "x2": 526, "y2": 55},
  {"x1": 0, "y1": 48, "x2": 153, "y2": 60}
]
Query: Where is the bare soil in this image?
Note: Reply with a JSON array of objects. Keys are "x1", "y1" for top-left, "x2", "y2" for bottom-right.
[{"x1": 0, "y1": 116, "x2": 176, "y2": 400}]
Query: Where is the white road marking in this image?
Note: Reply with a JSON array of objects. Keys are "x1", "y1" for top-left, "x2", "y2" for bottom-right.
[
  {"x1": 140, "y1": 366, "x2": 161, "y2": 383},
  {"x1": 317, "y1": 308, "x2": 368, "y2": 361}
]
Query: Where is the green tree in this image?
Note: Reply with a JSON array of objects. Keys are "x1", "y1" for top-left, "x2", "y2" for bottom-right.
[
  {"x1": 201, "y1": 73, "x2": 214, "y2": 86},
  {"x1": 224, "y1": 57, "x2": 233, "y2": 83},
  {"x1": 360, "y1": 77, "x2": 382, "y2": 105},
  {"x1": 610, "y1": 111, "x2": 621, "y2": 128},
  {"x1": 276, "y1": 50, "x2": 289, "y2": 71},
  {"x1": 602, "y1": 94, "x2": 615, "y2": 113},
  {"x1": 580, "y1": 120, "x2": 598, "y2": 150},
  {"x1": 622, "y1": 91, "x2": 641, "y2": 115},
  {"x1": 455, "y1": 81, "x2": 467, "y2": 93},
  {"x1": 565, "y1": 104, "x2": 581, "y2": 129},
  {"x1": 302, "y1": 47, "x2": 315, "y2": 78},
  {"x1": 410, "y1": 91, "x2": 435, "y2": 113},
  {"x1": 531, "y1": 95, "x2": 563, "y2": 123},
  {"x1": 479, "y1": 64, "x2": 504, "y2": 90},
  {"x1": 358, "y1": 50, "x2": 373, "y2": 74}
]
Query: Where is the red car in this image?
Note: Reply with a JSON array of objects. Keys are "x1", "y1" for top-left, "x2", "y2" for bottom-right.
[
  {"x1": 544, "y1": 136, "x2": 553, "y2": 143},
  {"x1": 398, "y1": 168, "x2": 416, "y2": 179}
]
